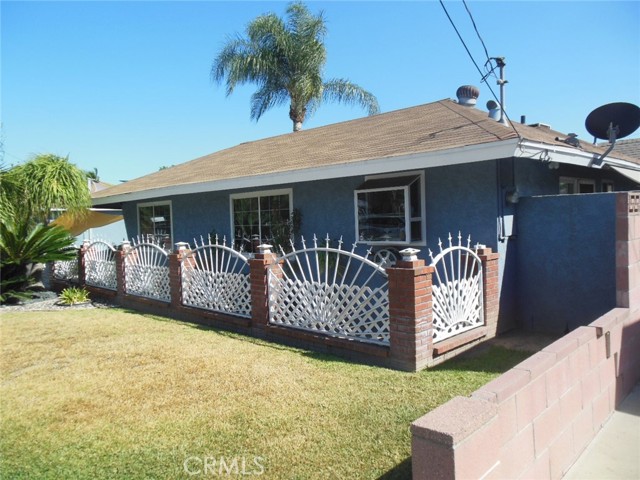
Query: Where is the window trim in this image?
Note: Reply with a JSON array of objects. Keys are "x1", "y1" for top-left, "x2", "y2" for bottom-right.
[
  {"x1": 559, "y1": 176, "x2": 597, "y2": 194},
  {"x1": 354, "y1": 170, "x2": 426, "y2": 246},
  {"x1": 229, "y1": 188, "x2": 293, "y2": 243},
  {"x1": 137, "y1": 200, "x2": 173, "y2": 248}
]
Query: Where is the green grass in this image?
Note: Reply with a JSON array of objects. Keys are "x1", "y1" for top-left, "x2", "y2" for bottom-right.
[{"x1": 0, "y1": 309, "x2": 530, "y2": 479}]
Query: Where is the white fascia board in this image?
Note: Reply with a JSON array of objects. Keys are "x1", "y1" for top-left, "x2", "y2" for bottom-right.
[
  {"x1": 516, "y1": 140, "x2": 640, "y2": 172},
  {"x1": 514, "y1": 140, "x2": 603, "y2": 168},
  {"x1": 92, "y1": 139, "x2": 521, "y2": 206}
]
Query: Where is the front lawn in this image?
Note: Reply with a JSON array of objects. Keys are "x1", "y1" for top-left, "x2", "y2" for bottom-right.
[{"x1": 0, "y1": 309, "x2": 529, "y2": 479}]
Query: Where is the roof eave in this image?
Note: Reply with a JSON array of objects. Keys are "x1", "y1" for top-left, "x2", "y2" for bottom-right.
[{"x1": 92, "y1": 138, "x2": 522, "y2": 206}]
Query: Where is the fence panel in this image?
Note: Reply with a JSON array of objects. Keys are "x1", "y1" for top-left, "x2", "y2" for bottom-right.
[
  {"x1": 429, "y1": 233, "x2": 484, "y2": 342},
  {"x1": 268, "y1": 235, "x2": 389, "y2": 345},
  {"x1": 53, "y1": 250, "x2": 79, "y2": 283},
  {"x1": 124, "y1": 237, "x2": 170, "y2": 301},
  {"x1": 181, "y1": 237, "x2": 251, "y2": 317},
  {"x1": 84, "y1": 240, "x2": 117, "y2": 290}
]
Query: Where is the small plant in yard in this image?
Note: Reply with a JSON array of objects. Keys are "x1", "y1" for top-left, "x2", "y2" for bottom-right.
[{"x1": 58, "y1": 287, "x2": 90, "y2": 305}]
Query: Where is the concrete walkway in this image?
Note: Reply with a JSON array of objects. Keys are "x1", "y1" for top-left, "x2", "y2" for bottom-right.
[{"x1": 563, "y1": 383, "x2": 640, "y2": 479}]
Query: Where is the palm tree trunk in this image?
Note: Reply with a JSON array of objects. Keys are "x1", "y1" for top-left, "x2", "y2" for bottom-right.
[{"x1": 289, "y1": 105, "x2": 305, "y2": 132}]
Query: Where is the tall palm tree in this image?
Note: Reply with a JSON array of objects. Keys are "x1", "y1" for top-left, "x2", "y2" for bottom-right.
[{"x1": 211, "y1": 2, "x2": 380, "y2": 132}]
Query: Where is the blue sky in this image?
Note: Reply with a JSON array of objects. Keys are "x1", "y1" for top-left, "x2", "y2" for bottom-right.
[{"x1": 2, "y1": 1, "x2": 639, "y2": 185}]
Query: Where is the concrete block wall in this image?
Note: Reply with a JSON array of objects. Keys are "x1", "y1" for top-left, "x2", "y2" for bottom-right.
[
  {"x1": 411, "y1": 308, "x2": 640, "y2": 479},
  {"x1": 411, "y1": 192, "x2": 640, "y2": 479}
]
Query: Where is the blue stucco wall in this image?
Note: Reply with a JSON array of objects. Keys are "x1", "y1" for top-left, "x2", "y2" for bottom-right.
[
  {"x1": 123, "y1": 162, "x2": 503, "y2": 255},
  {"x1": 515, "y1": 193, "x2": 617, "y2": 333}
]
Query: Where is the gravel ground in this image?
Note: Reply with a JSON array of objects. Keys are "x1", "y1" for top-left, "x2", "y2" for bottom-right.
[{"x1": 0, "y1": 291, "x2": 116, "y2": 313}]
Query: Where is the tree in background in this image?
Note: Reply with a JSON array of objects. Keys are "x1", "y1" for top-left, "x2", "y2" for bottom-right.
[
  {"x1": 212, "y1": 1, "x2": 379, "y2": 132},
  {"x1": 0, "y1": 154, "x2": 90, "y2": 303}
]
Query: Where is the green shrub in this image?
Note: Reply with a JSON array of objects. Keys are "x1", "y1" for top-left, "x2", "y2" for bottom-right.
[
  {"x1": 0, "y1": 220, "x2": 77, "y2": 304},
  {"x1": 58, "y1": 287, "x2": 90, "y2": 305}
]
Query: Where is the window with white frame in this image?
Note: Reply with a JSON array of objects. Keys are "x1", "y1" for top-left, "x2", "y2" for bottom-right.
[
  {"x1": 355, "y1": 172, "x2": 425, "y2": 244},
  {"x1": 559, "y1": 177, "x2": 596, "y2": 194},
  {"x1": 138, "y1": 202, "x2": 172, "y2": 249},
  {"x1": 230, "y1": 189, "x2": 292, "y2": 247}
]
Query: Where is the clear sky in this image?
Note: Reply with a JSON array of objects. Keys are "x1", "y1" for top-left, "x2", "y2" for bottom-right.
[{"x1": 2, "y1": 1, "x2": 639, "y2": 185}]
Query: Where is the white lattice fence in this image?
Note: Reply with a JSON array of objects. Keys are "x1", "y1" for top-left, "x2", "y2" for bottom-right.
[
  {"x1": 84, "y1": 240, "x2": 117, "y2": 290},
  {"x1": 53, "y1": 251, "x2": 79, "y2": 282},
  {"x1": 181, "y1": 236, "x2": 251, "y2": 317},
  {"x1": 124, "y1": 238, "x2": 170, "y2": 301},
  {"x1": 429, "y1": 233, "x2": 484, "y2": 342},
  {"x1": 268, "y1": 235, "x2": 389, "y2": 345}
]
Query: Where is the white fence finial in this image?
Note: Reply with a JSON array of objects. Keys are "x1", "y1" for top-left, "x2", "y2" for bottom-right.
[
  {"x1": 400, "y1": 248, "x2": 420, "y2": 261},
  {"x1": 257, "y1": 244, "x2": 273, "y2": 254}
]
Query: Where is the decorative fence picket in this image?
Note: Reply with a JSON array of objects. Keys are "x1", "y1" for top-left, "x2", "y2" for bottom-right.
[
  {"x1": 181, "y1": 236, "x2": 251, "y2": 317},
  {"x1": 84, "y1": 240, "x2": 117, "y2": 290},
  {"x1": 268, "y1": 235, "x2": 390, "y2": 345},
  {"x1": 53, "y1": 251, "x2": 79, "y2": 283},
  {"x1": 429, "y1": 233, "x2": 484, "y2": 342},
  {"x1": 123, "y1": 237, "x2": 170, "y2": 301}
]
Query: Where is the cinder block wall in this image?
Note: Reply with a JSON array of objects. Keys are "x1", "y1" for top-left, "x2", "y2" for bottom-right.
[{"x1": 411, "y1": 192, "x2": 640, "y2": 479}]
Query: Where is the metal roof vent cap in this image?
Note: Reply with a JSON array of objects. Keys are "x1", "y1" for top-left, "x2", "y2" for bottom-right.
[{"x1": 456, "y1": 85, "x2": 480, "y2": 106}]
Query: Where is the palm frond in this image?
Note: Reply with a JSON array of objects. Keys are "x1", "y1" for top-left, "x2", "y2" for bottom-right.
[{"x1": 322, "y1": 78, "x2": 380, "y2": 116}]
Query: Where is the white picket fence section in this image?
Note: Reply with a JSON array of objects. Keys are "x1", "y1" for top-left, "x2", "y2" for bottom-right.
[
  {"x1": 181, "y1": 236, "x2": 251, "y2": 317},
  {"x1": 123, "y1": 237, "x2": 170, "y2": 301},
  {"x1": 84, "y1": 240, "x2": 117, "y2": 290},
  {"x1": 268, "y1": 235, "x2": 390, "y2": 345},
  {"x1": 429, "y1": 233, "x2": 484, "y2": 342}
]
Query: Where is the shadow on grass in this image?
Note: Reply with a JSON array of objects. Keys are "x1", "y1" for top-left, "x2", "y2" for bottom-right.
[
  {"x1": 377, "y1": 457, "x2": 412, "y2": 479},
  {"x1": 120, "y1": 308, "x2": 531, "y2": 374},
  {"x1": 432, "y1": 345, "x2": 532, "y2": 374}
]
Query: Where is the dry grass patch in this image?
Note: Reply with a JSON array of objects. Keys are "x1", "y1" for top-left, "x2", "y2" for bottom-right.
[{"x1": 1, "y1": 309, "x2": 529, "y2": 479}]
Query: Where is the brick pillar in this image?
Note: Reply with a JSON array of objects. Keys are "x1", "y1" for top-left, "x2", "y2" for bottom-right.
[
  {"x1": 616, "y1": 191, "x2": 640, "y2": 308},
  {"x1": 169, "y1": 242, "x2": 189, "y2": 308},
  {"x1": 476, "y1": 247, "x2": 500, "y2": 336},
  {"x1": 249, "y1": 244, "x2": 280, "y2": 338},
  {"x1": 387, "y1": 249, "x2": 434, "y2": 371},
  {"x1": 78, "y1": 239, "x2": 90, "y2": 287},
  {"x1": 115, "y1": 241, "x2": 130, "y2": 298}
]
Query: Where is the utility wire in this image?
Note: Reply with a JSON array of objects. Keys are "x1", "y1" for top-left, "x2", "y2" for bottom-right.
[
  {"x1": 463, "y1": 0, "x2": 489, "y2": 59},
  {"x1": 438, "y1": 0, "x2": 521, "y2": 138}
]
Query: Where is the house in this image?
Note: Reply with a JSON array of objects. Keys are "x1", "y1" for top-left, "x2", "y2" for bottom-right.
[{"x1": 92, "y1": 86, "x2": 640, "y2": 332}]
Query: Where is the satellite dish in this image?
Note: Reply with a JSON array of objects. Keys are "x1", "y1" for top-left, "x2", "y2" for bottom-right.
[{"x1": 585, "y1": 102, "x2": 640, "y2": 141}]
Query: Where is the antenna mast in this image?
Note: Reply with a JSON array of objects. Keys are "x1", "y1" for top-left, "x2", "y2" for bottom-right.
[{"x1": 492, "y1": 57, "x2": 508, "y2": 125}]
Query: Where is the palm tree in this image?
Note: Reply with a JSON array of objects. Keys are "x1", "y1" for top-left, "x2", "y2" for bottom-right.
[
  {"x1": 0, "y1": 154, "x2": 89, "y2": 303},
  {"x1": 1, "y1": 154, "x2": 91, "y2": 227},
  {"x1": 211, "y1": 1, "x2": 380, "y2": 132}
]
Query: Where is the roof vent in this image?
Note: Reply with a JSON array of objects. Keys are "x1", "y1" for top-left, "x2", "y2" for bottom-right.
[
  {"x1": 528, "y1": 122, "x2": 551, "y2": 130},
  {"x1": 486, "y1": 100, "x2": 501, "y2": 121},
  {"x1": 456, "y1": 85, "x2": 480, "y2": 107}
]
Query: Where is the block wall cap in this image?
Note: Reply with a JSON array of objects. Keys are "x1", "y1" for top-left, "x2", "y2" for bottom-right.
[{"x1": 411, "y1": 396, "x2": 497, "y2": 446}]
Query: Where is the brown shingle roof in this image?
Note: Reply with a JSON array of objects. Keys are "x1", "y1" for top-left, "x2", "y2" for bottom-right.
[{"x1": 93, "y1": 99, "x2": 634, "y2": 200}]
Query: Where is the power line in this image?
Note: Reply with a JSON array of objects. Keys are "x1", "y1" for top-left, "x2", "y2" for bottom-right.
[{"x1": 438, "y1": 0, "x2": 520, "y2": 138}]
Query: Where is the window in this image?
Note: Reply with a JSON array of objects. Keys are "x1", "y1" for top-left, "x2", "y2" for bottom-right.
[
  {"x1": 602, "y1": 180, "x2": 614, "y2": 192},
  {"x1": 138, "y1": 202, "x2": 172, "y2": 249},
  {"x1": 355, "y1": 172, "x2": 425, "y2": 245},
  {"x1": 559, "y1": 177, "x2": 596, "y2": 194},
  {"x1": 230, "y1": 189, "x2": 292, "y2": 247}
]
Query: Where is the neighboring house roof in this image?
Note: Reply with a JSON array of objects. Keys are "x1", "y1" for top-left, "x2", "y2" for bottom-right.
[
  {"x1": 599, "y1": 137, "x2": 640, "y2": 160},
  {"x1": 93, "y1": 98, "x2": 639, "y2": 205}
]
